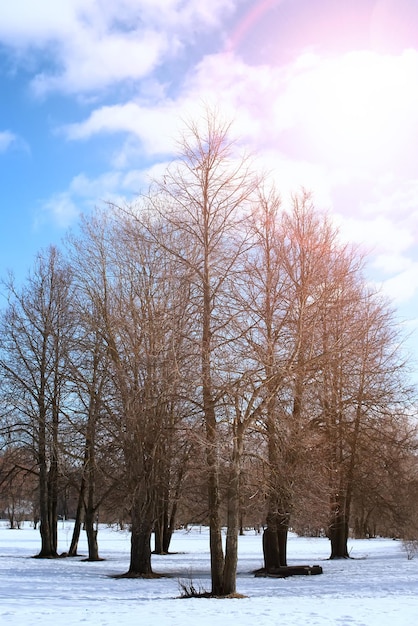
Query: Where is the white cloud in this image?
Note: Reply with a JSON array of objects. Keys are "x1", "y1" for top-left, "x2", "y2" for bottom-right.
[
  {"x1": 38, "y1": 192, "x2": 80, "y2": 229},
  {"x1": 31, "y1": 29, "x2": 169, "y2": 96},
  {"x1": 37, "y1": 166, "x2": 156, "y2": 230},
  {"x1": 69, "y1": 169, "x2": 151, "y2": 201},
  {"x1": 0, "y1": 0, "x2": 238, "y2": 95},
  {"x1": 362, "y1": 179, "x2": 418, "y2": 220},
  {"x1": 4, "y1": 3, "x2": 417, "y2": 321},
  {"x1": 64, "y1": 102, "x2": 185, "y2": 155},
  {"x1": 0, "y1": 131, "x2": 17, "y2": 152},
  {"x1": 380, "y1": 261, "x2": 418, "y2": 305},
  {"x1": 69, "y1": 172, "x2": 124, "y2": 199},
  {"x1": 60, "y1": 51, "x2": 288, "y2": 155},
  {"x1": 60, "y1": 45, "x2": 418, "y2": 179},
  {"x1": 333, "y1": 210, "x2": 418, "y2": 310},
  {"x1": 373, "y1": 253, "x2": 413, "y2": 276},
  {"x1": 0, "y1": 1, "x2": 83, "y2": 43},
  {"x1": 337, "y1": 215, "x2": 414, "y2": 258},
  {"x1": 60, "y1": 46, "x2": 418, "y2": 303}
]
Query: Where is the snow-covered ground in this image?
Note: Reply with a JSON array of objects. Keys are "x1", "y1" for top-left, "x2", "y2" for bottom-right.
[{"x1": 0, "y1": 522, "x2": 417, "y2": 625}]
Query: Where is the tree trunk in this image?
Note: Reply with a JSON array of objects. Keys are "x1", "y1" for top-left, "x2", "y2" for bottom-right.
[
  {"x1": 203, "y1": 267, "x2": 224, "y2": 595},
  {"x1": 125, "y1": 493, "x2": 154, "y2": 577},
  {"x1": 163, "y1": 499, "x2": 177, "y2": 554},
  {"x1": 263, "y1": 402, "x2": 284, "y2": 571},
  {"x1": 85, "y1": 509, "x2": 100, "y2": 561},
  {"x1": 277, "y1": 512, "x2": 290, "y2": 567},
  {"x1": 37, "y1": 419, "x2": 58, "y2": 558},
  {"x1": 153, "y1": 480, "x2": 169, "y2": 554},
  {"x1": 48, "y1": 464, "x2": 58, "y2": 554},
  {"x1": 207, "y1": 466, "x2": 224, "y2": 595},
  {"x1": 329, "y1": 494, "x2": 349, "y2": 559},
  {"x1": 154, "y1": 499, "x2": 176, "y2": 555},
  {"x1": 263, "y1": 508, "x2": 290, "y2": 570},
  {"x1": 222, "y1": 419, "x2": 244, "y2": 596},
  {"x1": 84, "y1": 423, "x2": 101, "y2": 561},
  {"x1": 263, "y1": 510, "x2": 281, "y2": 571},
  {"x1": 68, "y1": 477, "x2": 85, "y2": 556},
  {"x1": 223, "y1": 527, "x2": 238, "y2": 595},
  {"x1": 162, "y1": 451, "x2": 187, "y2": 554},
  {"x1": 38, "y1": 521, "x2": 57, "y2": 557},
  {"x1": 205, "y1": 398, "x2": 224, "y2": 594},
  {"x1": 154, "y1": 517, "x2": 164, "y2": 555},
  {"x1": 129, "y1": 523, "x2": 153, "y2": 576}
]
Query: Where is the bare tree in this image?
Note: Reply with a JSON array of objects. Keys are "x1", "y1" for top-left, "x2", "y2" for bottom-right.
[
  {"x1": 315, "y1": 282, "x2": 416, "y2": 558},
  {"x1": 0, "y1": 446, "x2": 38, "y2": 528},
  {"x1": 0, "y1": 247, "x2": 73, "y2": 557},
  {"x1": 67, "y1": 209, "x2": 193, "y2": 576},
  {"x1": 142, "y1": 109, "x2": 260, "y2": 595},
  {"x1": 67, "y1": 322, "x2": 112, "y2": 561},
  {"x1": 242, "y1": 190, "x2": 332, "y2": 569},
  {"x1": 241, "y1": 189, "x2": 415, "y2": 565}
]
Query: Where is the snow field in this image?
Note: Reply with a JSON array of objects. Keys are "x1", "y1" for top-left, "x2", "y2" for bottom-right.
[{"x1": 0, "y1": 523, "x2": 418, "y2": 625}]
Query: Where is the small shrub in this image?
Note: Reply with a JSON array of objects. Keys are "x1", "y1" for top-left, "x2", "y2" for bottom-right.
[
  {"x1": 178, "y1": 577, "x2": 210, "y2": 598},
  {"x1": 401, "y1": 539, "x2": 418, "y2": 560}
]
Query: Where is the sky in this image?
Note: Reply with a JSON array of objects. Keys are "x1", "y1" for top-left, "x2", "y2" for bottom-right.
[{"x1": 1, "y1": 0, "x2": 418, "y2": 363}]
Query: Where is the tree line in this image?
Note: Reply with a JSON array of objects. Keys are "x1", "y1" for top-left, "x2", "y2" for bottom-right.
[{"x1": 1, "y1": 112, "x2": 417, "y2": 596}]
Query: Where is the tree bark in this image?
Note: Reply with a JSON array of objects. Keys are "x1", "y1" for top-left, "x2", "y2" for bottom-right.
[
  {"x1": 277, "y1": 512, "x2": 290, "y2": 567},
  {"x1": 68, "y1": 470, "x2": 86, "y2": 556},
  {"x1": 128, "y1": 515, "x2": 153, "y2": 576},
  {"x1": 329, "y1": 493, "x2": 349, "y2": 559},
  {"x1": 38, "y1": 473, "x2": 57, "y2": 557},
  {"x1": 222, "y1": 419, "x2": 244, "y2": 595},
  {"x1": 37, "y1": 409, "x2": 58, "y2": 558},
  {"x1": 202, "y1": 234, "x2": 224, "y2": 595},
  {"x1": 85, "y1": 508, "x2": 100, "y2": 561},
  {"x1": 84, "y1": 415, "x2": 101, "y2": 561},
  {"x1": 124, "y1": 490, "x2": 154, "y2": 577},
  {"x1": 263, "y1": 510, "x2": 280, "y2": 571}
]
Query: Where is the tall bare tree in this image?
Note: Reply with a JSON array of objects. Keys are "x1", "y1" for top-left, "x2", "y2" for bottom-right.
[
  {"x1": 242, "y1": 190, "x2": 333, "y2": 569},
  {"x1": 67, "y1": 209, "x2": 192, "y2": 576},
  {"x1": 143, "y1": 109, "x2": 259, "y2": 595},
  {"x1": 315, "y1": 280, "x2": 416, "y2": 558},
  {"x1": 0, "y1": 247, "x2": 73, "y2": 557}
]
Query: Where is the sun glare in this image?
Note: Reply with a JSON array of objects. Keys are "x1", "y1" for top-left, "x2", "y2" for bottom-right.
[{"x1": 287, "y1": 49, "x2": 418, "y2": 172}]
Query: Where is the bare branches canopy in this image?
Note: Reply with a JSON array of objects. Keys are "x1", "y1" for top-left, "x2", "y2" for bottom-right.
[{"x1": 0, "y1": 110, "x2": 417, "y2": 594}]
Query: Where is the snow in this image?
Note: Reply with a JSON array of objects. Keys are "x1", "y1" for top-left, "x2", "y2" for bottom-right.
[{"x1": 1, "y1": 522, "x2": 417, "y2": 625}]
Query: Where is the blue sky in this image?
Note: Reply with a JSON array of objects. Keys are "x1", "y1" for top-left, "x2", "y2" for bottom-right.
[{"x1": 1, "y1": 0, "x2": 418, "y2": 365}]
